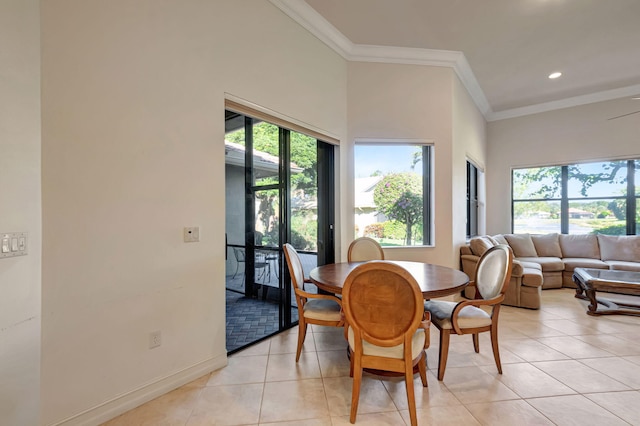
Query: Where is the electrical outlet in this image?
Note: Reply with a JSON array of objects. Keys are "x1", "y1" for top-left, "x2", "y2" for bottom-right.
[
  {"x1": 149, "y1": 330, "x2": 162, "y2": 349},
  {"x1": 183, "y1": 227, "x2": 200, "y2": 243}
]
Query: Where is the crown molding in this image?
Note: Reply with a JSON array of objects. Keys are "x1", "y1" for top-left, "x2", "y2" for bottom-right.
[
  {"x1": 270, "y1": 0, "x2": 637, "y2": 122},
  {"x1": 487, "y1": 83, "x2": 640, "y2": 121},
  {"x1": 269, "y1": 0, "x2": 353, "y2": 58},
  {"x1": 270, "y1": 0, "x2": 492, "y2": 118}
]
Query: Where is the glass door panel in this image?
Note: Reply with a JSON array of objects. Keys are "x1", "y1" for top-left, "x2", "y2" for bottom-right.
[{"x1": 224, "y1": 110, "x2": 334, "y2": 354}]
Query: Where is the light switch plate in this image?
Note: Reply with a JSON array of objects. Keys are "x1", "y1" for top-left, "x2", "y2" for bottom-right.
[
  {"x1": 1, "y1": 232, "x2": 27, "y2": 258},
  {"x1": 183, "y1": 227, "x2": 200, "y2": 243}
]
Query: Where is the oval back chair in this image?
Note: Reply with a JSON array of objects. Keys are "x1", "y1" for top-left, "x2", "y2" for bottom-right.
[
  {"x1": 283, "y1": 243, "x2": 343, "y2": 362},
  {"x1": 347, "y1": 237, "x2": 385, "y2": 262},
  {"x1": 342, "y1": 261, "x2": 430, "y2": 426},
  {"x1": 424, "y1": 244, "x2": 513, "y2": 380}
]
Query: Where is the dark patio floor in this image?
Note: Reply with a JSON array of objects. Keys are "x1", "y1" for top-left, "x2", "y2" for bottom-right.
[{"x1": 225, "y1": 251, "x2": 317, "y2": 353}]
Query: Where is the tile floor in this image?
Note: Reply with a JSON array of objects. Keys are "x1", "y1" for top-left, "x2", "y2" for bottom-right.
[{"x1": 103, "y1": 288, "x2": 640, "y2": 425}]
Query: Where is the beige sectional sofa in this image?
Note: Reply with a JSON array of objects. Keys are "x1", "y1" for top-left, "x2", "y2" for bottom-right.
[{"x1": 460, "y1": 233, "x2": 640, "y2": 309}]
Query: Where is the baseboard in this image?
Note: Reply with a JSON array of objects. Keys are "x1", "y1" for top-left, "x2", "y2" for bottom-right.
[{"x1": 49, "y1": 354, "x2": 227, "y2": 426}]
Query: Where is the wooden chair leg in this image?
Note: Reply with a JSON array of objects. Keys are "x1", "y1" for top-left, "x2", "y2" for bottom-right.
[
  {"x1": 438, "y1": 329, "x2": 451, "y2": 381},
  {"x1": 490, "y1": 324, "x2": 502, "y2": 374},
  {"x1": 350, "y1": 357, "x2": 363, "y2": 424},
  {"x1": 472, "y1": 333, "x2": 480, "y2": 353},
  {"x1": 296, "y1": 321, "x2": 307, "y2": 362},
  {"x1": 418, "y1": 351, "x2": 428, "y2": 387},
  {"x1": 405, "y1": 361, "x2": 418, "y2": 426},
  {"x1": 349, "y1": 347, "x2": 354, "y2": 378}
]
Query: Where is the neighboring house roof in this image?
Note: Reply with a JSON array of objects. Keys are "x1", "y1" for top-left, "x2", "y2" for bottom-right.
[
  {"x1": 355, "y1": 176, "x2": 382, "y2": 210},
  {"x1": 224, "y1": 140, "x2": 302, "y2": 177}
]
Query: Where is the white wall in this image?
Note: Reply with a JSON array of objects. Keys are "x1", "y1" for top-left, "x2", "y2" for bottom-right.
[
  {"x1": 0, "y1": 1, "x2": 41, "y2": 425},
  {"x1": 487, "y1": 97, "x2": 640, "y2": 235},
  {"x1": 347, "y1": 62, "x2": 461, "y2": 267},
  {"x1": 40, "y1": 1, "x2": 346, "y2": 424},
  {"x1": 452, "y1": 76, "x2": 487, "y2": 253}
]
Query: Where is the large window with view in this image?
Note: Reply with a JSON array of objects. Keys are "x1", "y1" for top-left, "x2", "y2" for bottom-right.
[
  {"x1": 354, "y1": 143, "x2": 432, "y2": 246},
  {"x1": 512, "y1": 159, "x2": 639, "y2": 235}
]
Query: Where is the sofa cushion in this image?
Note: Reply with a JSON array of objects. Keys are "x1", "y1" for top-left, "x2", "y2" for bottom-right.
[
  {"x1": 605, "y1": 260, "x2": 640, "y2": 272},
  {"x1": 559, "y1": 234, "x2": 600, "y2": 259},
  {"x1": 517, "y1": 256, "x2": 564, "y2": 272},
  {"x1": 469, "y1": 236, "x2": 495, "y2": 257},
  {"x1": 562, "y1": 258, "x2": 608, "y2": 272},
  {"x1": 531, "y1": 233, "x2": 562, "y2": 258},
  {"x1": 504, "y1": 234, "x2": 538, "y2": 257},
  {"x1": 486, "y1": 235, "x2": 500, "y2": 246},
  {"x1": 492, "y1": 234, "x2": 508, "y2": 245},
  {"x1": 597, "y1": 234, "x2": 640, "y2": 262}
]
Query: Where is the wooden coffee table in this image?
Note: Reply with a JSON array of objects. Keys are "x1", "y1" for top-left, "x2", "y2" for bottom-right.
[{"x1": 573, "y1": 268, "x2": 640, "y2": 316}]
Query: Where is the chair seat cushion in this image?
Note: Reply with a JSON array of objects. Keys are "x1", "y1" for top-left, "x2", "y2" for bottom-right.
[
  {"x1": 424, "y1": 300, "x2": 491, "y2": 329},
  {"x1": 347, "y1": 326, "x2": 426, "y2": 360},
  {"x1": 303, "y1": 298, "x2": 342, "y2": 321}
]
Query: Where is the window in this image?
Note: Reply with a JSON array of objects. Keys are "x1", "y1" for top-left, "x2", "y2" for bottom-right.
[
  {"x1": 467, "y1": 161, "x2": 479, "y2": 239},
  {"x1": 354, "y1": 143, "x2": 432, "y2": 246},
  {"x1": 512, "y1": 159, "x2": 638, "y2": 235}
]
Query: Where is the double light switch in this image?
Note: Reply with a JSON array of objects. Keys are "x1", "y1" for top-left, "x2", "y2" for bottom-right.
[{"x1": 1, "y1": 232, "x2": 27, "y2": 258}]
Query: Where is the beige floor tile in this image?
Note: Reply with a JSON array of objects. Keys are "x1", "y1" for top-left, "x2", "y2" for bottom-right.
[
  {"x1": 268, "y1": 328, "x2": 317, "y2": 355},
  {"x1": 103, "y1": 386, "x2": 202, "y2": 426},
  {"x1": 313, "y1": 328, "x2": 348, "y2": 352},
  {"x1": 429, "y1": 338, "x2": 523, "y2": 372},
  {"x1": 265, "y1": 351, "x2": 321, "y2": 382},
  {"x1": 585, "y1": 391, "x2": 640, "y2": 425},
  {"x1": 382, "y1": 370, "x2": 461, "y2": 409},
  {"x1": 186, "y1": 384, "x2": 262, "y2": 426},
  {"x1": 465, "y1": 399, "x2": 555, "y2": 425},
  {"x1": 323, "y1": 375, "x2": 397, "y2": 417},
  {"x1": 262, "y1": 419, "x2": 332, "y2": 426},
  {"x1": 536, "y1": 335, "x2": 615, "y2": 358},
  {"x1": 481, "y1": 362, "x2": 575, "y2": 398},
  {"x1": 440, "y1": 366, "x2": 519, "y2": 404},
  {"x1": 183, "y1": 373, "x2": 211, "y2": 388},
  {"x1": 624, "y1": 355, "x2": 640, "y2": 366},
  {"x1": 615, "y1": 331, "x2": 640, "y2": 344},
  {"x1": 233, "y1": 338, "x2": 270, "y2": 356},
  {"x1": 580, "y1": 357, "x2": 640, "y2": 389},
  {"x1": 574, "y1": 333, "x2": 640, "y2": 356},
  {"x1": 526, "y1": 394, "x2": 629, "y2": 426},
  {"x1": 500, "y1": 338, "x2": 570, "y2": 362},
  {"x1": 331, "y1": 411, "x2": 406, "y2": 425},
  {"x1": 317, "y1": 349, "x2": 351, "y2": 378},
  {"x1": 260, "y1": 379, "x2": 330, "y2": 423},
  {"x1": 532, "y1": 359, "x2": 630, "y2": 393},
  {"x1": 310, "y1": 323, "x2": 342, "y2": 333},
  {"x1": 206, "y1": 355, "x2": 267, "y2": 386},
  {"x1": 505, "y1": 320, "x2": 567, "y2": 338},
  {"x1": 402, "y1": 405, "x2": 481, "y2": 426},
  {"x1": 540, "y1": 319, "x2": 602, "y2": 336}
]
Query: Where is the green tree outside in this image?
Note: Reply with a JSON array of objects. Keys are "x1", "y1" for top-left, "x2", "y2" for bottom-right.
[{"x1": 373, "y1": 173, "x2": 423, "y2": 245}]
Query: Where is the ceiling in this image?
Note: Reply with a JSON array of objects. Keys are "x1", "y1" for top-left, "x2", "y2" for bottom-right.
[{"x1": 273, "y1": 0, "x2": 640, "y2": 120}]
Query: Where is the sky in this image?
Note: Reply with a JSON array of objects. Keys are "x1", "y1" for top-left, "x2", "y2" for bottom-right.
[{"x1": 354, "y1": 145, "x2": 423, "y2": 178}]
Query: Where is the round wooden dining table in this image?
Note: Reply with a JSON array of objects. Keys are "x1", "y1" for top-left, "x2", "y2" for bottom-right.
[{"x1": 309, "y1": 260, "x2": 470, "y2": 299}]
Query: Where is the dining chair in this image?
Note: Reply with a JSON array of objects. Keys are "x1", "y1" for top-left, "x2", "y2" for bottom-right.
[
  {"x1": 283, "y1": 243, "x2": 343, "y2": 362},
  {"x1": 347, "y1": 237, "x2": 385, "y2": 262},
  {"x1": 342, "y1": 261, "x2": 430, "y2": 426},
  {"x1": 424, "y1": 244, "x2": 513, "y2": 381}
]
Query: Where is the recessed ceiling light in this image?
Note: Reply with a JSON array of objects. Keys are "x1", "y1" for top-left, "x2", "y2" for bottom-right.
[{"x1": 548, "y1": 72, "x2": 562, "y2": 79}]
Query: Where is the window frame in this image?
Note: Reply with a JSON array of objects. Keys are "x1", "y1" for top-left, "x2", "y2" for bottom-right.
[
  {"x1": 353, "y1": 140, "x2": 433, "y2": 247},
  {"x1": 511, "y1": 159, "x2": 638, "y2": 235}
]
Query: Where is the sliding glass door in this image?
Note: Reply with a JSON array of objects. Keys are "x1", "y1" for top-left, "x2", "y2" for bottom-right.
[{"x1": 224, "y1": 109, "x2": 334, "y2": 353}]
